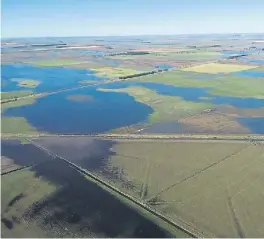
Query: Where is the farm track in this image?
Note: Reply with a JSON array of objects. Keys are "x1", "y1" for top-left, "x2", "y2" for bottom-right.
[
  {"x1": 140, "y1": 157, "x2": 152, "y2": 200},
  {"x1": 2, "y1": 133, "x2": 264, "y2": 142},
  {"x1": 146, "y1": 144, "x2": 251, "y2": 203},
  {"x1": 26, "y1": 138, "x2": 211, "y2": 238}
]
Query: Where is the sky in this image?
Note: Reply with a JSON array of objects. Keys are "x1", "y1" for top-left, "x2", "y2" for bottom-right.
[{"x1": 2, "y1": 0, "x2": 264, "y2": 38}]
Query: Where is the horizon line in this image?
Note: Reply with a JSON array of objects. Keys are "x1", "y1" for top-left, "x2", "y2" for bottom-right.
[{"x1": 2, "y1": 32, "x2": 264, "y2": 40}]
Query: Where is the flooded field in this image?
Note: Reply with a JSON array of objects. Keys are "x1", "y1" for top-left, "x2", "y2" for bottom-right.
[
  {"x1": 1, "y1": 140, "x2": 183, "y2": 238},
  {"x1": 2, "y1": 86, "x2": 152, "y2": 134},
  {"x1": 3, "y1": 79, "x2": 264, "y2": 134},
  {"x1": 1, "y1": 64, "x2": 105, "y2": 92},
  {"x1": 29, "y1": 137, "x2": 264, "y2": 237},
  {"x1": 1, "y1": 140, "x2": 53, "y2": 174},
  {"x1": 64, "y1": 139, "x2": 263, "y2": 238}
]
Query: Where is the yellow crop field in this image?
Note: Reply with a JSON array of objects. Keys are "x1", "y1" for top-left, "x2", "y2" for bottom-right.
[{"x1": 181, "y1": 63, "x2": 257, "y2": 74}]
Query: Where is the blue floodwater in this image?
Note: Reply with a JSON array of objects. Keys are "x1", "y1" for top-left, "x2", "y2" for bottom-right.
[
  {"x1": 3, "y1": 86, "x2": 153, "y2": 134},
  {"x1": 154, "y1": 64, "x2": 173, "y2": 70},
  {"x1": 237, "y1": 117, "x2": 264, "y2": 134},
  {"x1": 239, "y1": 58, "x2": 264, "y2": 65},
  {"x1": 1, "y1": 64, "x2": 105, "y2": 92},
  {"x1": 3, "y1": 64, "x2": 264, "y2": 134},
  {"x1": 221, "y1": 51, "x2": 252, "y2": 56},
  {"x1": 234, "y1": 71, "x2": 264, "y2": 77},
  {"x1": 100, "y1": 81, "x2": 264, "y2": 109}
]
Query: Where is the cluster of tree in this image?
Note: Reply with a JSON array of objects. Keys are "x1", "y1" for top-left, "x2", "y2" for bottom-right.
[
  {"x1": 105, "y1": 51, "x2": 150, "y2": 56},
  {"x1": 30, "y1": 43, "x2": 67, "y2": 47},
  {"x1": 119, "y1": 69, "x2": 168, "y2": 79}
]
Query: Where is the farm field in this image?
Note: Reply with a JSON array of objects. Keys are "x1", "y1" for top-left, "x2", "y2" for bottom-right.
[
  {"x1": 1, "y1": 33, "x2": 264, "y2": 238},
  {"x1": 1, "y1": 140, "x2": 183, "y2": 238},
  {"x1": 181, "y1": 63, "x2": 257, "y2": 74},
  {"x1": 94, "y1": 140, "x2": 264, "y2": 237},
  {"x1": 28, "y1": 137, "x2": 264, "y2": 237}
]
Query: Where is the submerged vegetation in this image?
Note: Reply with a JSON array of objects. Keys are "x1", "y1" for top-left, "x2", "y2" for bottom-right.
[{"x1": 67, "y1": 94, "x2": 94, "y2": 102}]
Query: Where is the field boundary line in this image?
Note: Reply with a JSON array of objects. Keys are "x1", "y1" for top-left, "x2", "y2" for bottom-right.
[
  {"x1": 147, "y1": 144, "x2": 251, "y2": 202},
  {"x1": 27, "y1": 139, "x2": 212, "y2": 238},
  {"x1": 2, "y1": 133, "x2": 264, "y2": 141}
]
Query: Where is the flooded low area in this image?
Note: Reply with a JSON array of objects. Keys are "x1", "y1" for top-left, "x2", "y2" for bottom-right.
[
  {"x1": 103, "y1": 81, "x2": 264, "y2": 109},
  {"x1": 237, "y1": 117, "x2": 264, "y2": 134},
  {"x1": 3, "y1": 86, "x2": 153, "y2": 134},
  {"x1": 1, "y1": 64, "x2": 104, "y2": 92},
  {"x1": 234, "y1": 71, "x2": 264, "y2": 77},
  {"x1": 1, "y1": 142, "x2": 173, "y2": 237},
  {"x1": 3, "y1": 80, "x2": 264, "y2": 134},
  {"x1": 1, "y1": 140, "x2": 53, "y2": 173},
  {"x1": 32, "y1": 137, "x2": 117, "y2": 171}
]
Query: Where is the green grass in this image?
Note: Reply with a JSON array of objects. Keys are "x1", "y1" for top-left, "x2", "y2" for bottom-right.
[
  {"x1": 1, "y1": 98, "x2": 38, "y2": 134},
  {"x1": 133, "y1": 70, "x2": 264, "y2": 99},
  {"x1": 93, "y1": 67, "x2": 141, "y2": 78},
  {"x1": 11, "y1": 79, "x2": 41, "y2": 88},
  {"x1": 181, "y1": 63, "x2": 257, "y2": 74},
  {"x1": 1, "y1": 168, "x2": 56, "y2": 238},
  {"x1": 29, "y1": 59, "x2": 83, "y2": 67},
  {"x1": 98, "y1": 86, "x2": 213, "y2": 124},
  {"x1": 99, "y1": 140, "x2": 264, "y2": 237},
  {"x1": 156, "y1": 51, "x2": 221, "y2": 60},
  {"x1": 1, "y1": 91, "x2": 33, "y2": 100}
]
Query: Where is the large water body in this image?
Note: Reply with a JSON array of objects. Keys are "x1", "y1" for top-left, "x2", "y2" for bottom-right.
[
  {"x1": 3, "y1": 85, "x2": 153, "y2": 134},
  {"x1": 3, "y1": 64, "x2": 264, "y2": 134},
  {"x1": 1, "y1": 64, "x2": 105, "y2": 92},
  {"x1": 4, "y1": 81, "x2": 264, "y2": 134},
  {"x1": 237, "y1": 117, "x2": 264, "y2": 134},
  {"x1": 102, "y1": 82, "x2": 264, "y2": 109}
]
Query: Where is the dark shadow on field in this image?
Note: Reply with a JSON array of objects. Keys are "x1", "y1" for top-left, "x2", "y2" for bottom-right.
[
  {"x1": 1, "y1": 140, "x2": 53, "y2": 172},
  {"x1": 23, "y1": 159, "x2": 171, "y2": 238},
  {"x1": 32, "y1": 137, "x2": 137, "y2": 188},
  {"x1": 33, "y1": 137, "x2": 117, "y2": 171}
]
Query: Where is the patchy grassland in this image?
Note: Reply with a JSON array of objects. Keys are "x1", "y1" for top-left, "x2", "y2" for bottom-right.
[
  {"x1": 177, "y1": 112, "x2": 251, "y2": 134},
  {"x1": 11, "y1": 79, "x2": 41, "y2": 88},
  {"x1": 97, "y1": 140, "x2": 264, "y2": 237},
  {"x1": 98, "y1": 87, "x2": 213, "y2": 124},
  {"x1": 93, "y1": 67, "x2": 141, "y2": 78},
  {"x1": 29, "y1": 59, "x2": 84, "y2": 67},
  {"x1": 1, "y1": 91, "x2": 34, "y2": 100},
  {"x1": 1, "y1": 98, "x2": 38, "y2": 134},
  {"x1": 1, "y1": 168, "x2": 56, "y2": 237},
  {"x1": 181, "y1": 63, "x2": 257, "y2": 74},
  {"x1": 133, "y1": 70, "x2": 264, "y2": 99},
  {"x1": 1, "y1": 157, "x2": 179, "y2": 238}
]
